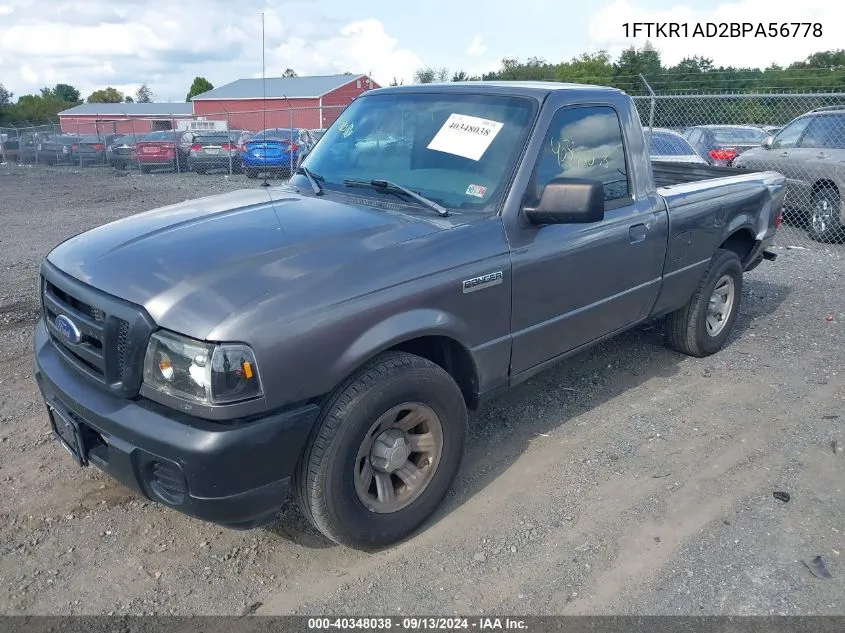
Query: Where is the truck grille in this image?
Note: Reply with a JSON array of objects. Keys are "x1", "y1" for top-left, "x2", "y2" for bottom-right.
[{"x1": 40, "y1": 264, "x2": 153, "y2": 396}]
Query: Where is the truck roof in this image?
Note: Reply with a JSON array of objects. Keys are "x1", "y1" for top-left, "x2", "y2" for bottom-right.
[{"x1": 367, "y1": 81, "x2": 625, "y2": 99}]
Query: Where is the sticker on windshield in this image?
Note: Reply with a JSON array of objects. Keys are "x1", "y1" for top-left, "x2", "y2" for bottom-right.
[
  {"x1": 338, "y1": 121, "x2": 354, "y2": 138},
  {"x1": 466, "y1": 183, "x2": 487, "y2": 198},
  {"x1": 427, "y1": 113, "x2": 504, "y2": 161}
]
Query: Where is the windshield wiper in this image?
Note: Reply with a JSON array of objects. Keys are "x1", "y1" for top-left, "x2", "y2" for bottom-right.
[
  {"x1": 295, "y1": 165, "x2": 324, "y2": 195},
  {"x1": 343, "y1": 179, "x2": 450, "y2": 217}
]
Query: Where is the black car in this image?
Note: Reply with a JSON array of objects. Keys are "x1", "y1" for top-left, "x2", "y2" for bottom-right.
[
  {"x1": 107, "y1": 134, "x2": 150, "y2": 170},
  {"x1": 18, "y1": 133, "x2": 79, "y2": 165},
  {"x1": 683, "y1": 125, "x2": 769, "y2": 166}
]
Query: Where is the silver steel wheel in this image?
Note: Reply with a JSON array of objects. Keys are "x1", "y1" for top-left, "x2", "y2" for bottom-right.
[
  {"x1": 706, "y1": 274, "x2": 735, "y2": 337},
  {"x1": 353, "y1": 402, "x2": 444, "y2": 514},
  {"x1": 811, "y1": 197, "x2": 835, "y2": 236}
]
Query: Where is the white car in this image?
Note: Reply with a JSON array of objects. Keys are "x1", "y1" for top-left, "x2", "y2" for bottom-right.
[{"x1": 646, "y1": 128, "x2": 708, "y2": 164}]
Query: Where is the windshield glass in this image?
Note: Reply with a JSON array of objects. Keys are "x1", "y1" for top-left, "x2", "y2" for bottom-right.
[
  {"x1": 711, "y1": 128, "x2": 767, "y2": 144},
  {"x1": 648, "y1": 131, "x2": 697, "y2": 156},
  {"x1": 298, "y1": 92, "x2": 538, "y2": 210}
]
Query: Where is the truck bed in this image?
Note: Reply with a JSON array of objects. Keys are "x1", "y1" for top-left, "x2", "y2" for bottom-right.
[{"x1": 651, "y1": 160, "x2": 759, "y2": 188}]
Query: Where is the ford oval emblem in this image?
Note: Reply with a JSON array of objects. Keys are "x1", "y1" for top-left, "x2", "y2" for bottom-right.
[{"x1": 54, "y1": 314, "x2": 82, "y2": 344}]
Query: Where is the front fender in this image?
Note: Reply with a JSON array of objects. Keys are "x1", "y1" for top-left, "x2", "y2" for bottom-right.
[{"x1": 330, "y1": 308, "x2": 475, "y2": 384}]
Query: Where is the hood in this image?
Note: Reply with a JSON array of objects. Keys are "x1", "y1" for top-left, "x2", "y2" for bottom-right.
[{"x1": 47, "y1": 186, "x2": 455, "y2": 338}]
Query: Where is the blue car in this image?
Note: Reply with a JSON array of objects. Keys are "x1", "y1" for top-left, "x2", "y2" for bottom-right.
[{"x1": 240, "y1": 128, "x2": 315, "y2": 179}]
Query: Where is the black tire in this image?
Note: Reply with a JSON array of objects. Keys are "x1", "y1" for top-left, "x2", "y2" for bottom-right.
[
  {"x1": 666, "y1": 248, "x2": 743, "y2": 358},
  {"x1": 294, "y1": 351, "x2": 467, "y2": 550},
  {"x1": 194, "y1": 167, "x2": 206, "y2": 175},
  {"x1": 808, "y1": 188, "x2": 844, "y2": 243},
  {"x1": 245, "y1": 167, "x2": 259, "y2": 179}
]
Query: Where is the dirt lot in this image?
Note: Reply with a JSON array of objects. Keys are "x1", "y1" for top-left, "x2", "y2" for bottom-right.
[{"x1": 0, "y1": 164, "x2": 843, "y2": 616}]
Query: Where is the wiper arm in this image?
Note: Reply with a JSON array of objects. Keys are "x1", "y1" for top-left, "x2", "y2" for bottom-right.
[
  {"x1": 343, "y1": 179, "x2": 450, "y2": 217},
  {"x1": 295, "y1": 165, "x2": 324, "y2": 195}
]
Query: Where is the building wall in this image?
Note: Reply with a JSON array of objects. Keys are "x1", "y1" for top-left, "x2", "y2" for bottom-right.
[
  {"x1": 191, "y1": 98, "x2": 321, "y2": 131},
  {"x1": 320, "y1": 77, "x2": 381, "y2": 128},
  {"x1": 58, "y1": 117, "x2": 190, "y2": 135},
  {"x1": 190, "y1": 76, "x2": 381, "y2": 131}
]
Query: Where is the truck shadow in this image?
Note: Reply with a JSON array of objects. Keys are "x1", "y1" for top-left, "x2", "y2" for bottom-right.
[{"x1": 263, "y1": 277, "x2": 791, "y2": 549}]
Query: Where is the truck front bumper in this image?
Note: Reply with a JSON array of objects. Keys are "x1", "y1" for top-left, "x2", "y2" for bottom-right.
[{"x1": 33, "y1": 320, "x2": 318, "y2": 529}]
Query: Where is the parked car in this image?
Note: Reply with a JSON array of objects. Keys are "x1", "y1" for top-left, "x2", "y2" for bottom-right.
[
  {"x1": 33, "y1": 81, "x2": 784, "y2": 550},
  {"x1": 131, "y1": 131, "x2": 190, "y2": 173},
  {"x1": 73, "y1": 134, "x2": 119, "y2": 166},
  {"x1": 645, "y1": 127, "x2": 708, "y2": 164},
  {"x1": 239, "y1": 128, "x2": 314, "y2": 178},
  {"x1": 734, "y1": 106, "x2": 845, "y2": 242},
  {"x1": 1, "y1": 131, "x2": 21, "y2": 162},
  {"x1": 762, "y1": 125, "x2": 782, "y2": 136},
  {"x1": 107, "y1": 134, "x2": 150, "y2": 170},
  {"x1": 188, "y1": 130, "x2": 252, "y2": 173},
  {"x1": 683, "y1": 125, "x2": 769, "y2": 166},
  {"x1": 19, "y1": 133, "x2": 80, "y2": 165}
]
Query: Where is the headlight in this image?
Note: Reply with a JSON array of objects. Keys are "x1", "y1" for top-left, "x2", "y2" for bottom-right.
[{"x1": 143, "y1": 330, "x2": 263, "y2": 405}]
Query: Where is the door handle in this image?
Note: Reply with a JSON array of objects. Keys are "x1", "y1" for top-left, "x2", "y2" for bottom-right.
[{"x1": 629, "y1": 223, "x2": 647, "y2": 244}]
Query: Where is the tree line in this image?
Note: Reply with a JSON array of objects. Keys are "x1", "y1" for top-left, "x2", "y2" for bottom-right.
[
  {"x1": 410, "y1": 46, "x2": 845, "y2": 127},
  {"x1": 0, "y1": 77, "x2": 216, "y2": 127}
]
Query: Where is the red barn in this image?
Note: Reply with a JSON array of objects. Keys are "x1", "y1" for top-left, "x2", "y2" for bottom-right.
[
  {"x1": 57, "y1": 103, "x2": 195, "y2": 135},
  {"x1": 190, "y1": 74, "x2": 379, "y2": 131}
]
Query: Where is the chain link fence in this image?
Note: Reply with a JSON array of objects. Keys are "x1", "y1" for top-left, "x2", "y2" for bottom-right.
[
  {"x1": 3, "y1": 95, "x2": 845, "y2": 246},
  {"x1": 633, "y1": 92, "x2": 845, "y2": 246}
]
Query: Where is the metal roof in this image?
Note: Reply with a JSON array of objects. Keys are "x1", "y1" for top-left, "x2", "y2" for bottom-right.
[
  {"x1": 58, "y1": 103, "x2": 194, "y2": 117},
  {"x1": 191, "y1": 74, "x2": 366, "y2": 100}
]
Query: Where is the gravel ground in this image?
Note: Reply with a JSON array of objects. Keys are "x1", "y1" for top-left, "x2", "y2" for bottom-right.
[{"x1": 0, "y1": 164, "x2": 843, "y2": 616}]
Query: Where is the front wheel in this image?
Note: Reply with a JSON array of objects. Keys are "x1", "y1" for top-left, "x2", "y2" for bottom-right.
[
  {"x1": 294, "y1": 351, "x2": 467, "y2": 550},
  {"x1": 666, "y1": 249, "x2": 743, "y2": 357},
  {"x1": 808, "y1": 188, "x2": 843, "y2": 243}
]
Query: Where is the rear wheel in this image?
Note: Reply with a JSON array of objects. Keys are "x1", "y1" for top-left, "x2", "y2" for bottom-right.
[
  {"x1": 294, "y1": 352, "x2": 467, "y2": 550},
  {"x1": 666, "y1": 249, "x2": 743, "y2": 357},
  {"x1": 808, "y1": 188, "x2": 843, "y2": 243}
]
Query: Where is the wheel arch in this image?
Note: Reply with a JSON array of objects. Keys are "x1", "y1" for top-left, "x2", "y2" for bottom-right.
[{"x1": 328, "y1": 310, "x2": 481, "y2": 410}]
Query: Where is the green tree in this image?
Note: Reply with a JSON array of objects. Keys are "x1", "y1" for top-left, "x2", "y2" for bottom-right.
[
  {"x1": 452, "y1": 71, "x2": 469, "y2": 82},
  {"x1": 186, "y1": 76, "x2": 214, "y2": 101},
  {"x1": 414, "y1": 67, "x2": 449, "y2": 83},
  {"x1": 14, "y1": 93, "x2": 70, "y2": 121},
  {"x1": 50, "y1": 83, "x2": 82, "y2": 104},
  {"x1": 87, "y1": 87, "x2": 126, "y2": 103},
  {"x1": 135, "y1": 83, "x2": 153, "y2": 103},
  {"x1": 0, "y1": 83, "x2": 12, "y2": 108},
  {"x1": 389, "y1": 77, "x2": 404, "y2": 86},
  {"x1": 281, "y1": 68, "x2": 298, "y2": 77}
]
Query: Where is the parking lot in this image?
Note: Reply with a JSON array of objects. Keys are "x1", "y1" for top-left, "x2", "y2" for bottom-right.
[{"x1": 0, "y1": 163, "x2": 843, "y2": 616}]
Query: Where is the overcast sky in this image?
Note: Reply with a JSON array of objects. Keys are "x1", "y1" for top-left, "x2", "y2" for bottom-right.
[{"x1": 0, "y1": 0, "x2": 842, "y2": 102}]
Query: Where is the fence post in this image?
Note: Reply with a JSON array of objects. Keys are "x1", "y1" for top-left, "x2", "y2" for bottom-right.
[
  {"x1": 639, "y1": 74, "x2": 656, "y2": 134},
  {"x1": 289, "y1": 106, "x2": 294, "y2": 177},
  {"x1": 224, "y1": 108, "x2": 233, "y2": 176}
]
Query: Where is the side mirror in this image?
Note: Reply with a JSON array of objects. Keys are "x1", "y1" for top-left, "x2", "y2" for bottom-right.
[
  {"x1": 762, "y1": 136, "x2": 774, "y2": 149},
  {"x1": 524, "y1": 178, "x2": 605, "y2": 225}
]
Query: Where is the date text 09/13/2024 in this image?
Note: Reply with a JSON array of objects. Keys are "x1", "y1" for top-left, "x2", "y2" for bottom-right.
[
  {"x1": 307, "y1": 618, "x2": 528, "y2": 630},
  {"x1": 622, "y1": 22, "x2": 822, "y2": 38}
]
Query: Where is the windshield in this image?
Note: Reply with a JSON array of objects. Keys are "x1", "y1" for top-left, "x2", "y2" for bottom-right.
[
  {"x1": 648, "y1": 132, "x2": 697, "y2": 156},
  {"x1": 711, "y1": 128, "x2": 767, "y2": 144},
  {"x1": 297, "y1": 92, "x2": 538, "y2": 210}
]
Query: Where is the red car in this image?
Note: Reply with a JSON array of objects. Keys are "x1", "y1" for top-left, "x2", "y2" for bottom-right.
[{"x1": 130, "y1": 131, "x2": 189, "y2": 173}]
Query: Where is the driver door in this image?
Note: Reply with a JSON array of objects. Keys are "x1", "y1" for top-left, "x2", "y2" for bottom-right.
[{"x1": 506, "y1": 102, "x2": 667, "y2": 375}]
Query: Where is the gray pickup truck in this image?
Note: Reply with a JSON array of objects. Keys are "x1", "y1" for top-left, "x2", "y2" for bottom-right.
[{"x1": 34, "y1": 82, "x2": 785, "y2": 550}]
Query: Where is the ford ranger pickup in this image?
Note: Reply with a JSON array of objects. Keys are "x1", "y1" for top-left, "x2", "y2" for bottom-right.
[{"x1": 34, "y1": 81, "x2": 785, "y2": 550}]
